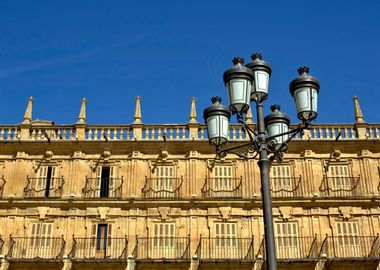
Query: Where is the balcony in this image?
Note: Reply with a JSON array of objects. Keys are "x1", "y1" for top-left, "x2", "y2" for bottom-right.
[
  {"x1": 83, "y1": 177, "x2": 123, "y2": 198},
  {"x1": 133, "y1": 237, "x2": 190, "y2": 260},
  {"x1": 69, "y1": 237, "x2": 128, "y2": 261},
  {"x1": 0, "y1": 176, "x2": 5, "y2": 197},
  {"x1": 142, "y1": 177, "x2": 183, "y2": 198},
  {"x1": 201, "y1": 177, "x2": 242, "y2": 198},
  {"x1": 319, "y1": 235, "x2": 380, "y2": 260},
  {"x1": 319, "y1": 176, "x2": 367, "y2": 197},
  {"x1": 0, "y1": 236, "x2": 3, "y2": 255},
  {"x1": 23, "y1": 177, "x2": 64, "y2": 198},
  {"x1": 257, "y1": 236, "x2": 318, "y2": 261},
  {"x1": 271, "y1": 176, "x2": 307, "y2": 198},
  {"x1": 7, "y1": 236, "x2": 65, "y2": 261},
  {"x1": 196, "y1": 237, "x2": 254, "y2": 262}
]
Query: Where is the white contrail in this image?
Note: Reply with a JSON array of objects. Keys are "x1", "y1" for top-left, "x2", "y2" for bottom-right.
[{"x1": 0, "y1": 33, "x2": 149, "y2": 79}]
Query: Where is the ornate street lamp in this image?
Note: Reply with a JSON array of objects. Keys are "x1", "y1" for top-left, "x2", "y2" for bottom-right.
[{"x1": 203, "y1": 53, "x2": 320, "y2": 270}]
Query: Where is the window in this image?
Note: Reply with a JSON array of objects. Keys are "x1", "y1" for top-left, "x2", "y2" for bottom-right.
[
  {"x1": 153, "y1": 166, "x2": 175, "y2": 197},
  {"x1": 275, "y1": 222, "x2": 299, "y2": 258},
  {"x1": 336, "y1": 221, "x2": 362, "y2": 257},
  {"x1": 213, "y1": 166, "x2": 233, "y2": 197},
  {"x1": 36, "y1": 166, "x2": 57, "y2": 197},
  {"x1": 96, "y1": 166, "x2": 116, "y2": 198},
  {"x1": 152, "y1": 223, "x2": 175, "y2": 258},
  {"x1": 270, "y1": 165, "x2": 293, "y2": 196},
  {"x1": 28, "y1": 223, "x2": 54, "y2": 258},
  {"x1": 215, "y1": 222, "x2": 237, "y2": 257}
]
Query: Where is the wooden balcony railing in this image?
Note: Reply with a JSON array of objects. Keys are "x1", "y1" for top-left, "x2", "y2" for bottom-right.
[
  {"x1": 69, "y1": 237, "x2": 128, "y2": 260},
  {"x1": 319, "y1": 235, "x2": 380, "y2": 259},
  {"x1": 271, "y1": 176, "x2": 306, "y2": 198},
  {"x1": 0, "y1": 176, "x2": 5, "y2": 197},
  {"x1": 7, "y1": 236, "x2": 65, "y2": 260},
  {"x1": 142, "y1": 177, "x2": 183, "y2": 198},
  {"x1": 23, "y1": 177, "x2": 64, "y2": 198},
  {"x1": 201, "y1": 177, "x2": 243, "y2": 198},
  {"x1": 319, "y1": 176, "x2": 367, "y2": 197},
  {"x1": 133, "y1": 237, "x2": 190, "y2": 260},
  {"x1": 196, "y1": 237, "x2": 254, "y2": 261},
  {"x1": 0, "y1": 123, "x2": 379, "y2": 142},
  {"x1": 257, "y1": 236, "x2": 318, "y2": 260},
  {"x1": 83, "y1": 177, "x2": 123, "y2": 198}
]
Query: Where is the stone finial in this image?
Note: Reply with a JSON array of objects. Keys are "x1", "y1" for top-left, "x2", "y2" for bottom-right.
[
  {"x1": 133, "y1": 96, "x2": 143, "y2": 124},
  {"x1": 76, "y1": 98, "x2": 86, "y2": 124},
  {"x1": 353, "y1": 96, "x2": 365, "y2": 123},
  {"x1": 22, "y1": 96, "x2": 33, "y2": 124},
  {"x1": 246, "y1": 108, "x2": 253, "y2": 124},
  {"x1": 188, "y1": 97, "x2": 198, "y2": 123}
]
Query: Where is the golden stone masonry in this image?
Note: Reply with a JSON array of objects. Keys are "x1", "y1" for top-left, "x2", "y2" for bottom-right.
[{"x1": 0, "y1": 96, "x2": 379, "y2": 270}]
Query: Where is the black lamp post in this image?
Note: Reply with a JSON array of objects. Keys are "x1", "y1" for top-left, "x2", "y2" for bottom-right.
[{"x1": 203, "y1": 53, "x2": 320, "y2": 270}]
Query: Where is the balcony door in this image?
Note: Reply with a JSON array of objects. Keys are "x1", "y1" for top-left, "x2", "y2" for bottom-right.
[
  {"x1": 152, "y1": 223, "x2": 175, "y2": 258},
  {"x1": 215, "y1": 222, "x2": 237, "y2": 259},
  {"x1": 270, "y1": 165, "x2": 293, "y2": 197},
  {"x1": 213, "y1": 166, "x2": 233, "y2": 197},
  {"x1": 36, "y1": 166, "x2": 57, "y2": 197},
  {"x1": 29, "y1": 223, "x2": 53, "y2": 258},
  {"x1": 275, "y1": 222, "x2": 299, "y2": 259},
  {"x1": 336, "y1": 221, "x2": 362, "y2": 257},
  {"x1": 328, "y1": 165, "x2": 351, "y2": 196},
  {"x1": 90, "y1": 223, "x2": 113, "y2": 258},
  {"x1": 96, "y1": 166, "x2": 116, "y2": 198},
  {"x1": 154, "y1": 166, "x2": 175, "y2": 198}
]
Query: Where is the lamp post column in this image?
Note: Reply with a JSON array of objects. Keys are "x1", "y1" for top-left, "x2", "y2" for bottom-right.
[{"x1": 256, "y1": 101, "x2": 277, "y2": 270}]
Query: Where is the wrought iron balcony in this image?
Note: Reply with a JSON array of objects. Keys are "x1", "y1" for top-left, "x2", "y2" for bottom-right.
[
  {"x1": 83, "y1": 177, "x2": 123, "y2": 198},
  {"x1": 142, "y1": 177, "x2": 183, "y2": 198},
  {"x1": 319, "y1": 176, "x2": 367, "y2": 197},
  {"x1": 7, "y1": 236, "x2": 65, "y2": 260},
  {"x1": 133, "y1": 237, "x2": 190, "y2": 260},
  {"x1": 201, "y1": 177, "x2": 242, "y2": 198},
  {"x1": 319, "y1": 235, "x2": 380, "y2": 259},
  {"x1": 23, "y1": 176, "x2": 64, "y2": 198},
  {"x1": 258, "y1": 236, "x2": 318, "y2": 260},
  {"x1": 196, "y1": 237, "x2": 254, "y2": 261},
  {"x1": 271, "y1": 176, "x2": 308, "y2": 198},
  {"x1": 0, "y1": 236, "x2": 4, "y2": 255},
  {"x1": 69, "y1": 237, "x2": 128, "y2": 261},
  {"x1": 0, "y1": 176, "x2": 5, "y2": 197}
]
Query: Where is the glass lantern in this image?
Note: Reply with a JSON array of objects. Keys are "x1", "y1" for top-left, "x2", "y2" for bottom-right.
[
  {"x1": 264, "y1": 104, "x2": 290, "y2": 145},
  {"x1": 223, "y1": 57, "x2": 254, "y2": 115},
  {"x1": 246, "y1": 53, "x2": 272, "y2": 102},
  {"x1": 203, "y1": 97, "x2": 231, "y2": 147},
  {"x1": 289, "y1": 67, "x2": 320, "y2": 123}
]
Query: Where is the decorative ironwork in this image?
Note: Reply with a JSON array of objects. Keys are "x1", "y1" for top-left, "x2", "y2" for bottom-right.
[
  {"x1": 258, "y1": 236, "x2": 318, "y2": 260},
  {"x1": 23, "y1": 177, "x2": 64, "y2": 198},
  {"x1": 319, "y1": 176, "x2": 366, "y2": 197},
  {"x1": 134, "y1": 237, "x2": 190, "y2": 260},
  {"x1": 196, "y1": 236, "x2": 254, "y2": 261},
  {"x1": 0, "y1": 176, "x2": 5, "y2": 197},
  {"x1": 7, "y1": 236, "x2": 65, "y2": 260},
  {"x1": 83, "y1": 177, "x2": 123, "y2": 198},
  {"x1": 201, "y1": 177, "x2": 242, "y2": 198},
  {"x1": 69, "y1": 237, "x2": 128, "y2": 260},
  {"x1": 271, "y1": 176, "x2": 304, "y2": 198},
  {"x1": 0, "y1": 236, "x2": 4, "y2": 255},
  {"x1": 319, "y1": 235, "x2": 380, "y2": 259},
  {"x1": 142, "y1": 177, "x2": 183, "y2": 198}
]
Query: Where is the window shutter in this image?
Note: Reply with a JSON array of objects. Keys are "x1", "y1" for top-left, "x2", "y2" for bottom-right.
[{"x1": 107, "y1": 224, "x2": 113, "y2": 247}]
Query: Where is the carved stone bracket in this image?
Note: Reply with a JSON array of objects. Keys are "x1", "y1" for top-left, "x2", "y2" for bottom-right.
[
  {"x1": 97, "y1": 207, "x2": 110, "y2": 221},
  {"x1": 37, "y1": 206, "x2": 50, "y2": 220},
  {"x1": 338, "y1": 206, "x2": 352, "y2": 221},
  {"x1": 158, "y1": 207, "x2": 171, "y2": 222},
  {"x1": 279, "y1": 206, "x2": 293, "y2": 221},
  {"x1": 218, "y1": 207, "x2": 232, "y2": 221}
]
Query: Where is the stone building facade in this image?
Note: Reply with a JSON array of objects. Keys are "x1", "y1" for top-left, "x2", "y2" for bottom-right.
[{"x1": 0, "y1": 96, "x2": 379, "y2": 270}]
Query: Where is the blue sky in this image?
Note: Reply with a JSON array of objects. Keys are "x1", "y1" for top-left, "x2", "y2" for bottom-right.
[{"x1": 0, "y1": 1, "x2": 379, "y2": 125}]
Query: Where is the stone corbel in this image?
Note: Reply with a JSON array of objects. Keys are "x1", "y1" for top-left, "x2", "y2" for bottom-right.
[
  {"x1": 218, "y1": 207, "x2": 232, "y2": 221},
  {"x1": 338, "y1": 206, "x2": 352, "y2": 221},
  {"x1": 97, "y1": 207, "x2": 110, "y2": 221},
  {"x1": 158, "y1": 207, "x2": 171, "y2": 222},
  {"x1": 37, "y1": 206, "x2": 50, "y2": 221},
  {"x1": 279, "y1": 206, "x2": 293, "y2": 221}
]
